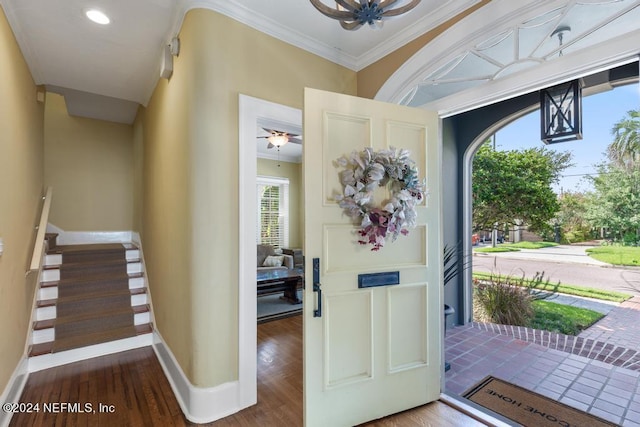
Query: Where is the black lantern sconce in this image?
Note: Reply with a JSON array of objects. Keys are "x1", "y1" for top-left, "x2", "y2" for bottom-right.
[{"x1": 540, "y1": 79, "x2": 583, "y2": 144}]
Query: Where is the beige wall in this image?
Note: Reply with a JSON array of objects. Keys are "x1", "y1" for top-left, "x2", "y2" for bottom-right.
[
  {"x1": 257, "y1": 159, "x2": 303, "y2": 249},
  {"x1": 139, "y1": 8, "x2": 356, "y2": 387},
  {"x1": 44, "y1": 93, "x2": 134, "y2": 231},
  {"x1": 0, "y1": 5, "x2": 44, "y2": 396}
]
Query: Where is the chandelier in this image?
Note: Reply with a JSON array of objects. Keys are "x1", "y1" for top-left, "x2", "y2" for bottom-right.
[{"x1": 309, "y1": 0, "x2": 421, "y2": 30}]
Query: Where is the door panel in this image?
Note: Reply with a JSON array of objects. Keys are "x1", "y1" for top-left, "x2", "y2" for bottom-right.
[
  {"x1": 325, "y1": 290, "x2": 373, "y2": 388},
  {"x1": 388, "y1": 283, "x2": 428, "y2": 372},
  {"x1": 324, "y1": 225, "x2": 427, "y2": 273},
  {"x1": 304, "y1": 88, "x2": 442, "y2": 427}
]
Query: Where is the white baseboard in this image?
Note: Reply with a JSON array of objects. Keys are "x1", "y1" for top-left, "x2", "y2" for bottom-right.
[
  {"x1": 0, "y1": 357, "x2": 28, "y2": 427},
  {"x1": 28, "y1": 334, "x2": 153, "y2": 373},
  {"x1": 46, "y1": 224, "x2": 133, "y2": 245},
  {"x1": 152, "y1": 331, "x2": 250, "y2": 424}
]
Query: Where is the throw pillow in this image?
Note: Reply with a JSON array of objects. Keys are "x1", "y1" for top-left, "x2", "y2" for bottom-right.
[{"x1": 262, "y1": 255, "x2": 284, "y2": 267}]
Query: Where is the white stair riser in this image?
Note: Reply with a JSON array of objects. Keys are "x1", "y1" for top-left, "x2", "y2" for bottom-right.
[
  {"x1": 127, "y1": 262, "x2": 142, "y2": 274},
  {"x1": 39, "y1": 286, "x2": 58, "y2": 300},
  {"x1": 44, "y1": 254, "x2": 62, "y2": 266},
  {"x1": 131, "y1": 294, "x2": 147, "y2": 306},
  {"x1": 29, "y1": 334, "x2": 154, "y2": 371},
  {"x1": 130, "y1": 276, "x2": 145, "y2": 289},
  {"x1": 32, "y1": 328, "x2": 54, "y2": 344},
  {"x1": 42, "y1": 269, "x2": 60, "y2": 282},
  {"x1": 126, "y1": 249, "x2": 140, "y2": 260},
  {"x1": 37, "y1": 306, "x2": 56, "y2": 321},
  {"x1": 135, "y1": 311, "x2": 150, "y2": 325}
]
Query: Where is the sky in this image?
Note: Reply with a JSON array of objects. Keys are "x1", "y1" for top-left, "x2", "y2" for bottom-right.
[{"x1": 494, "y1": 82, "x2": 639, "y2": 194}]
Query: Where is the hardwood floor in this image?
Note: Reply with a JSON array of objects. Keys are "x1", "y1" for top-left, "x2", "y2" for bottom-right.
[{"x1": 10, "y1": 315, "x2": 485, "y2": 426}]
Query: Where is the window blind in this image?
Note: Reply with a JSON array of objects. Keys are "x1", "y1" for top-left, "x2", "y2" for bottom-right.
[{"x1": 256, "y1": 176, "x2": 289, "y2": 248}]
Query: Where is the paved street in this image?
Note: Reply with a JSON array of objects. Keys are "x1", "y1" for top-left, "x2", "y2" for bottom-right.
[{"x1": 473, "y1": 245, "x2": 640, "y2": 296}]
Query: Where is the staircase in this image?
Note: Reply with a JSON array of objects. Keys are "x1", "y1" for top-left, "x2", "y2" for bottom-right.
[{"x1": 28, "y1": 234, "x2": 153, "y2": 369}]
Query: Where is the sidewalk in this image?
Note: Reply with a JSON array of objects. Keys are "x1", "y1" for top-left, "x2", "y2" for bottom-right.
[{"x1": 474, "y1": 244, "x2": 610, "y2": 266}]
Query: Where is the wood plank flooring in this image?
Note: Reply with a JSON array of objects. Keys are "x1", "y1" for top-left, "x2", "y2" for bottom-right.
[{"x1": 10, "y1": 315, "x2": 485, "y2": 426}]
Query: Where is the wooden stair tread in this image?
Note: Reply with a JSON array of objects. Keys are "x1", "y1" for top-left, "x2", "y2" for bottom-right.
[
  {"x1": 44, "y1": 273, "x2": 131, "y2": 285},
  {"x1": 29, "y1": 323, "x2": 153, "y2": 357},
  {"x1": 40, "y1": 271, "x2": 143, "y2": 288},
  {"x1": 55, "y1": 288, "x2": 135, "y2": 304},
  {"x1": 32, "y1": 241, "x2": 148, "y2": 357},
  {"x1": 133, "y1": 304, "x2": 151, "y2": 314},
  {"x1": 55, "y1": 306, "x2": 134, "y2": 325},
  {"x1": 53, "y1": 325, "x2": 144, "y2": 352},
  {"x1": 29, "y1": 341, "x2": 53, "y2": 357},
  {"x1": 38, "y1": 288, "x2": 145, "y2": 308},
  {"x1": 135, "y1": 324, "x2": 153, "y2": 334},
  {"x1": 43, "y1": 257, "x2": 139, "y2": 270},
  {"x1": 35, "y1": 304, "x2": 150, "y2": 331},
  {"x1": 34, "y1": 319, "x2": 55, "y2": 330}
]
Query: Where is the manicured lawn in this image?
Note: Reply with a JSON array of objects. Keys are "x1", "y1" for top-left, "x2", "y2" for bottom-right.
[
  {"x1": 508, "y1": 241, "x2": 558, "y2": 249},
  {"x1": 474, "y1": 246, "x2": 520, "y2": 253},
  {"x1": 472, "y1": 272, "x2": 631, "y2": 302},
  {"x1": 530, "y1": 300, "x2": 603, "y2": 335},
  {"x1": 473, "y1": 241, "x2": 558, "y2": 253},
  {"x1": 586, "y1": 245, "x2": 640, "y2": 266}
]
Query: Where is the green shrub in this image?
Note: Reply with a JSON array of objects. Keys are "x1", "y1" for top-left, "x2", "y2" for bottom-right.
[
  {"x1": 623, "y1": 232, "x2": 638, "y2": 246},
  {"x1": 474, "y1": 277, "x2": 532, "y2": 326},
  {"x1": 473, "y1": 272, "x2": 558, "y2": 326}
]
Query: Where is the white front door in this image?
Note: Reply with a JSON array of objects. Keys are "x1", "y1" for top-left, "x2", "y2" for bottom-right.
[{"x1": 303, "y1": 88, "x2": 442, "y2": 426}]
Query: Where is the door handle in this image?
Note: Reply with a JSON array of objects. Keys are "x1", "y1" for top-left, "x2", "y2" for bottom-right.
[{"x1": 313, "y1": 257, "x2": 322, "y2": 318}]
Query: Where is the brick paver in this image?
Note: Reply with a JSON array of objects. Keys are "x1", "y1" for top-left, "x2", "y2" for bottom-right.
[
  {"x1": 580, "y1": 296, "x2": 640, "y2": 349},
  {"x1": 445, "y1": 296, "x2": 640, "y2": 426}
]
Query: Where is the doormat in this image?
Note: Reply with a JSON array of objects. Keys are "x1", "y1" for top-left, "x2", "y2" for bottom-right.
[{"x1": 463, "y1": 376, "x2": 617, "y2": 427}]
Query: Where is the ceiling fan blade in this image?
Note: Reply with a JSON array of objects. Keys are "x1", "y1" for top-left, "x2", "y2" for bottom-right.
[{"x1": 267, "y1": 142, "x2": 275, "y2": 149}]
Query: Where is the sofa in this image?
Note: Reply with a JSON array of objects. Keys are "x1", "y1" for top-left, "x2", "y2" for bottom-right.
[{"x1": 257, "y1": 244, "x2": 294, "y2": 272}]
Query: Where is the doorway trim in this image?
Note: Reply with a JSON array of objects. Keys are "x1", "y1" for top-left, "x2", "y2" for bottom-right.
[{"x1": 237, "y1": 94, "x2": 302, "y2": 408}]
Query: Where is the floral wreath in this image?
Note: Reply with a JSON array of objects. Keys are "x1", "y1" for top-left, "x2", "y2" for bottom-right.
[{"x1": 334, "y1": 147, "x2": 427, "y2": 251}]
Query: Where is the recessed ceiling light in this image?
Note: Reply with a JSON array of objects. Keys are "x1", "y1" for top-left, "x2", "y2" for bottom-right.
[{"x1": 85, "y1": 9, "x2": 110, "y2": 25}]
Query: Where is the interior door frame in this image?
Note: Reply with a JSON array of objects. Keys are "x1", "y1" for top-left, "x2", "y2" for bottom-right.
[{"x1": 237, "y1": 94, "x2": 302, "y2": 408}]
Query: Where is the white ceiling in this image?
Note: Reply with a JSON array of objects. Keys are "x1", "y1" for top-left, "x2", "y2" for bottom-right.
[
  {"x1": 0, "y1": 0, "x2": 479, "y2": 124},
  {"x1": 0, "y1": 0, "x2": 637, "y2": 128}
]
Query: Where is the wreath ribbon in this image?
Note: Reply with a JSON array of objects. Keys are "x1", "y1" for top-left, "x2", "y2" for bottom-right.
[{"x1": 334, "y1": 147, "x2": 427, "y2": 251}]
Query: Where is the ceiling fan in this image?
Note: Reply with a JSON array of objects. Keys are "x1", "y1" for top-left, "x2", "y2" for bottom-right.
[{"x1": 258, "y1": 128, "x2": 302, "y2": 149}]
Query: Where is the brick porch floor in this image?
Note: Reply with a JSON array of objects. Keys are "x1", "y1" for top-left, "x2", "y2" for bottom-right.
[{"x1": 445, "y1": 297, "x2": 640, "y2": 426}]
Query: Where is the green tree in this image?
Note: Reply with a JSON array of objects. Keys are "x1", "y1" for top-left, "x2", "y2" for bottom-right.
[
  {"x1": 472, "y1": 142, "x2": 572, "y2": 236},
  {"x1": 585, "y1": 164, "x2": 640, "y2": 241},
  {"x1": 555, "y1": 191, "x2": 592, "y2": 243},
  {"x1": 608, "y1": 110, "x2": 640, "y2": 169}
]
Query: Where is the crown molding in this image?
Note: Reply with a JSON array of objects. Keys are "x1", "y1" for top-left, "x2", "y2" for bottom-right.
[
  {"x1": 176, "y1": 0, "x2": 481, "y2": 72},
  {"x1": 355, "y1": 0, "x2": 481, "y2": 70}
]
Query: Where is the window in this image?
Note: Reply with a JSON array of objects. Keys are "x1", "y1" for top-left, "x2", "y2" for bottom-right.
[{"x1": 256, "y1": 176, "x2": 289, "y2": 248}]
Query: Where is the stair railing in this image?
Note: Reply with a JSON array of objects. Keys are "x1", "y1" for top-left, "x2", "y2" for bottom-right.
[{"x1": 28, "y1": 187, "x2": 53, "y2": 274}]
